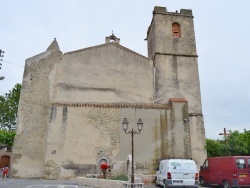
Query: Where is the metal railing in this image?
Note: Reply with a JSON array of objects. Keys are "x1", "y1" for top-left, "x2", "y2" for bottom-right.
[{"x1": 123, "y1": 182, "x2": 144, "y2": 188}]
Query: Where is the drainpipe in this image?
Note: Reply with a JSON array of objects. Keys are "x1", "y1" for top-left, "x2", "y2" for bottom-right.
[{"x1": 153, "y1": 66, "x2": 155, "y2": 100}]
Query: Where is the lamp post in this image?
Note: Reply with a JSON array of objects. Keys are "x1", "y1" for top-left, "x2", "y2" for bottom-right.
[
  {"x1": 122, "y1": 118, "x2": 143, "y2": 184},
  {"x1": 0, "y1": 76, "x2": 4, "y2": 80}
]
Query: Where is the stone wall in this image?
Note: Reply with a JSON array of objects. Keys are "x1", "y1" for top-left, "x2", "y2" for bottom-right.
[
  {"x1": 12, "y1": 49, "x2": 62, "y2": 178},
  {"x1": 43, "y1": 100, "x2": 193, "y2": 178},
  {"x1": 51, "y1": 43, "x2": 153, "y2": 104},
  {"x1": 77, "y1": 175, "x2": 154, "y2": 188}
]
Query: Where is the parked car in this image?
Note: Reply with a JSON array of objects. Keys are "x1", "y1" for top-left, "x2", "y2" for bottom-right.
[
  {"x1": 155, "y1": 159, "x2": 199, "y2": 188},
  {"x1": 199, "y1": 156, "x2": 250, "y2": 188}
]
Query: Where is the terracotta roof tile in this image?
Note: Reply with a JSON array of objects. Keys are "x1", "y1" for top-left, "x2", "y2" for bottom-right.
[
  {"x1": 169, "y1": 98, "x2": 187, "y2": 103},
  {"x1": 50, "y1": 102, "x2": 171, "y2": 109}
]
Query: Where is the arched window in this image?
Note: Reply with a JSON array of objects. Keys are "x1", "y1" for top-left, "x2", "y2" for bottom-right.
[{"x1": 172, "y1": 22, "x2": 181, "y2": 38}]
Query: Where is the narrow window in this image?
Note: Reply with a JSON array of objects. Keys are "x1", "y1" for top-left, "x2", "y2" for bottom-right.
[{"x1": 172, "y1": 22, "x2": 181, "y2": 38}]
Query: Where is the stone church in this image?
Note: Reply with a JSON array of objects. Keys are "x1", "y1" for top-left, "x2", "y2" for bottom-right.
[{"x1": 12, "y1": 6, "x2": 207, "y2": 179}]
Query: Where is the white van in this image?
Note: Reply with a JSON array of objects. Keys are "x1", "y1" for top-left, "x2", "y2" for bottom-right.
[{"x1": 155, "y1": 159, "x2": 199, "y2": 188}]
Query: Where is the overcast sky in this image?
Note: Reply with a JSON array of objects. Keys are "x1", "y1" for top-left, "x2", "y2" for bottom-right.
[{"x1": 0, "y1": 1, "x2": 249, "y2": 139}]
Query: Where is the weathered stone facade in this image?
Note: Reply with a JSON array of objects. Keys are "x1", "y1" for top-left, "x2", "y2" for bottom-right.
[{"x1": 11, "y1": 6, "x2": 207, "y2": 179}]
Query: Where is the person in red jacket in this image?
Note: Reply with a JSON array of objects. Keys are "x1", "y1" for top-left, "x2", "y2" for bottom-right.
[
  {"x1": 100, "y1": 163, "x2": 109, "y2": 179},
  {"x1": 2, "y1": 165, "x2": 9, "y2": 180}
]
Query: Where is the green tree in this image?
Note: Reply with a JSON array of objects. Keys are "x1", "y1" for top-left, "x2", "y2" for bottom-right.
[
  {"x1": 0, "y1": 83, "x2": 21, "y2": 131},
  {"x1": 206, "y1": 129, "x2": 250, "y2": 157},
  {"x1": 206, "y1": 139, "x2": 223, "y2": 157},
  {"x1": 0, "y1": 130, "x2": 16, "y2": 148},
  {"x1": 242, "y1": 129, "x2": 250, "y2": 155},
  {"x1": 224, "y1": 130, "x2": 248, "y2": 156}
]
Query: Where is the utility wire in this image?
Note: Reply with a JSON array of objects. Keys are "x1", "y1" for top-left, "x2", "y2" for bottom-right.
[{"x1": 1, "y1": 60, "x2": 24, "y2": 68}]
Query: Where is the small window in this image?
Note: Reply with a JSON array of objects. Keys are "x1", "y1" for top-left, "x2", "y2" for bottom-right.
[
  {"x1": 236, "y1": 159, "x2": 246, "y2": 169},
  {"x1": 203, "y1": 159, "x2": 208, "y2": 168},
  {"x1": 183, "y1": 162, "x2": 196, "y2": 170},
  {"x1": 172, "y1": 22, "x2": 181, "y2": 38},
  {"x1": 248, "y1": 159, "x2": 250, "y2": 168},
  {"x1": 160, "y1": 162, "x2": 164, "y2": 170}
]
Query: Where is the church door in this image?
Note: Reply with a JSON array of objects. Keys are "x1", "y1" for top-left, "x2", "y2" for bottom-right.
[{"x1": 0, "y1": 155, "x2": 10, "y2": 168}]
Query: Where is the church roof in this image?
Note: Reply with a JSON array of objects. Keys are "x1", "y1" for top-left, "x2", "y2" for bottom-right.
[{"x1": 65, "y1": 42, "x2": 149, "y2": 60}]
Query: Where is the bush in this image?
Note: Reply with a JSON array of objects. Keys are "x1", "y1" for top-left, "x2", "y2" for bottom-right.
[{"x1": 110, "y1": 174, "x2": 128, "y2": 181}]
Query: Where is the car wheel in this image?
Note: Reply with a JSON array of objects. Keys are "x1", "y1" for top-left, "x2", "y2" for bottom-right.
[
  {"x1": 199, "y1": 177, "x2": 206, "y2": 187},
  {"x1": 163, "y1": 179, "x2": 168, "y2": 188},
  {"x1": 223, "y1": 180, "x2": 231, "y2": 188},
  {"x1": 155, "y1": 177, "x2": 160, "y2": 187}
]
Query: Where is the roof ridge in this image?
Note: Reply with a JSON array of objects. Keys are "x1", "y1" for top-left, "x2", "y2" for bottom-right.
[{"x1": 64, "y1": 42, "x2": 149, "y2": 60}]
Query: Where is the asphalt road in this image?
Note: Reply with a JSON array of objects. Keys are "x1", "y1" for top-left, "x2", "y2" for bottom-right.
[
  {"x1": 144, "y1": 184, "x2": 206, "y2": 188},
  {"x1": 0, "y1": 178, "x2": 161, "y2": 188},
  {"x1": 0, "y1": 178, "x2": 208, "y2": 188},
  {"x1": 0, "y1": 178, "x2": 92, "y2": 188}
]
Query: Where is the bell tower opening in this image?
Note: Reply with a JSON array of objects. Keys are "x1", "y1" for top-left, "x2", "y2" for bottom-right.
[
  {"x1": 105, "y1": 32, "x2": 120, "y2": 44},
  {"x1": 172, "y1": 22, "x2": 181, "y2": 38}
]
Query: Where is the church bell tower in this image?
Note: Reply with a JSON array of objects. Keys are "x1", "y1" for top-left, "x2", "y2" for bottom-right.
[
  {"x1": 147, "y1": 6, "x2": 201, "y2": 114},
  {"x1": 146, "y1": 6, "x2": 207, "y2": 164}
]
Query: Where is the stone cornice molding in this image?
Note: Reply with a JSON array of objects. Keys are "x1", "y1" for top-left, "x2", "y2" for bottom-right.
[{"x1": 50, "y1": 102, "x2": 171, "y2": 109}]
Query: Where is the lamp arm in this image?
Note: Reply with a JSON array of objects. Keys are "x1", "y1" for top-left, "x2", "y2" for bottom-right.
[{"x1": 123, "y1": 130, "x2": 141, "y2": 134}]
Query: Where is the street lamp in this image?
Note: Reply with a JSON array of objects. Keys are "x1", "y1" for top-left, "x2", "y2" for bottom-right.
[
  {"x1": 122, "y1": 118, "x2": 143, "y2": 184},
  {"x1": 0, "y1": 76, "x2": 4, "y2": 80}
]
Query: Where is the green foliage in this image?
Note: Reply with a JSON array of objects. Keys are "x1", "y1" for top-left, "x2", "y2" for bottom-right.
[
  {"x1": 223, "y1": 130, "x2": 248, "y2": 156},
  {"x1": 110, "y1": 174, "x2": 128, "y2": 181},
  {"x1": 205, "y1": 139, "x2": 223, "y2": 157},
  {"x1": 242, "y1": 129, "x2": 250, "y2": 152},
  {"x1": 0, "y1": 83, "x2": 21, "y2": 131},
  {"x1": 0, "y1": 130, "x2": 16, "y2": 147},
  {"x1": 206, "y1": 129, "x2": 250, "y2": 157}
]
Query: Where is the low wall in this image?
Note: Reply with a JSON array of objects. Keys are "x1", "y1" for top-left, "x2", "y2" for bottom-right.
[
  {"x1": 77, "y1": 175, "x2": 154, "y2": 188},
  {"x1": 77, "y1": 177, "x2": 124, "y2": 188},
  {"x1": 136, "y1": 174, "x2": 155, "y2": 184}
]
